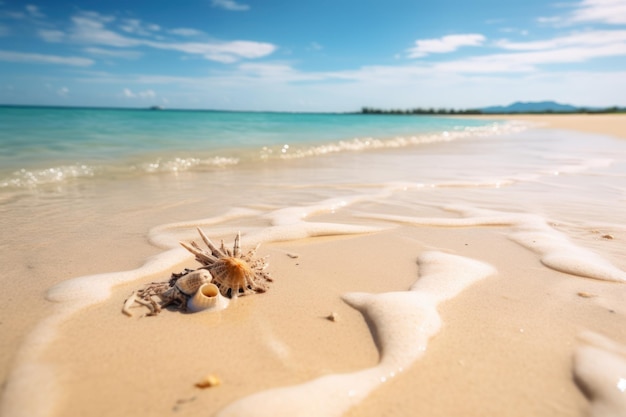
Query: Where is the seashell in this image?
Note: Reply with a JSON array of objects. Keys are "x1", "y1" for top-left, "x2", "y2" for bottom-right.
[
  {"x1": 180, "y1": 229, "x2": 272, "y2": 298},
  {"x1": 326, "y1": 312, "x2": 338, "y2": 322},
  {"x1": 187, "y1": 283, "x2": 229, "y2": 313},
  {"x1": 195, "y1": 374, "x2": 221, "y2": 389},
  {"x1": 577, "y1": 291, "x2": 597, "y2": 298},
  {"x1": 175, "y1": 269, "x2": 212, "y2": 296},
  {"x1": 210, "y1": 256, "x2": 269, "y2": 298}
]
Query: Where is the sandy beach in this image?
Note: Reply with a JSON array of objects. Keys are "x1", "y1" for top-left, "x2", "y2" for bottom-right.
[
  {"x1": 475, "y1": 114, "x2": 626, "y2": 140},
  {"x1": 1, "y1": 114, "x2": 626, "y2": 417}
]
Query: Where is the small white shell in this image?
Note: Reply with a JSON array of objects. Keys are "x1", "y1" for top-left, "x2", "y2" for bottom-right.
[
  {"x1": 175, "y1": 269, "x2": 212, "y2": 296},
  {"x1": 187, "y1": 283, "x2": 229, "y2": 313}
]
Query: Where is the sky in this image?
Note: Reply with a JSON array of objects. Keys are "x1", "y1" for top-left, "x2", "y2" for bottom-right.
[{"x1": 0, "y1": 0, "x2": 625, "y2": 111}]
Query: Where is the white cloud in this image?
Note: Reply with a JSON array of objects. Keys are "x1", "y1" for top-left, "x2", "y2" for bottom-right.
[
  {"x1": 119, "y1": 18, "x2": 161, "y2": 36},
  {"x1": 4, "y1": 11, "x2": 25, "y2": 20},
  {"x1": 84, "y1": 47, "x2": 142, "y2": 59},
  {"x1": 537, "y1": 16, "x2": 562, "y2": 25},
  {"x1": 407, "y1": 34, "x2": 486, "y2": 58},
  {"x1": 434, "y1": 39, "x2": 626, "y2": 73},
  {"x1": 69, "y1": 13, "x2": 140, "y2": 47},
  {"x1": 25, "y1": 4, "x2": 44, "y2": 18},
  {"x1": 539, "y1": 0, "x2": 626, "y2": 26},
  {"x1": 123, "y1": 88, "x2": 156, "y2": 98},
  {"x1": 444, "y1": 29, "x2": 626, "y2": 73},
  {"x1": 140, "y1": 89, "x2": 156, "y2": 98},
  {"x1": 78, "y1": 11, "x2": 115, "y2": 23},
  {"x1": 212, "y1": 0, "x2": 250, "y2": 11},
  {"x1": 568, "y1": 0, "x2": 626, "y2": 25},
  {"x1": 0, "y1": 50, "x2": 93, "y2": 66},
  {"x1": 57, "y1": 86, "x2": 69, "y2": 96},
  {"x1": 236, "y1": 63, "x2": 323, "y2": 82},
  {"x1": 169, "y1": 28, "x2": 205, "y2": 37},
  {"x1": 496, "y1": 30, "x2": 626, "y2": 51},
  {"x1": 38, "y1": 29, "x2": 65, "y2": 42},
  {"x1": 37, "y1": 11, "x2": 276, "y2": 63},
  {"x1": 146, "y1": 39, "x2": 277, "y2": 63},
  {"x1": 499, "y1": 27, "x2": 529, "y2": 36}
]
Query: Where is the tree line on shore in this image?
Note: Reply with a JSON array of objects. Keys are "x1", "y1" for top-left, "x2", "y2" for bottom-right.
[{"x1": 360, "y1": 106, "x2": 626, "y2": 115}]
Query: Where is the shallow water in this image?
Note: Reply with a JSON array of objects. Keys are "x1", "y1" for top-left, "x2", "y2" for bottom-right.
[{"x1": 0, "y1": 107, "x2": 503, "y2": 189}]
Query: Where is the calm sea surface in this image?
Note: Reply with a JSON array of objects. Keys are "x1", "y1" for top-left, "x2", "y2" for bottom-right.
[{"x1": 0, "y1": 106, "x2": 503, "y2": 189}]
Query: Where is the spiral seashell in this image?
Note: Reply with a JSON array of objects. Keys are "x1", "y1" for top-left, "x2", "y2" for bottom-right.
[
  {"x1": 187, "y1": 283, "x2": 229, "y2": 313},
  {"x1": 175, "y1": 269, "x2": 212, "y2": 296}
]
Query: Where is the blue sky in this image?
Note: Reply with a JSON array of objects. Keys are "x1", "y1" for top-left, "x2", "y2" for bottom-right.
[{"x1": 0, "y1": 0, "x2": 625, "y2": 111}]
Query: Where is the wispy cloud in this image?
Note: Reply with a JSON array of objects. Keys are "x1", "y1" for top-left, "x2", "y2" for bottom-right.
[
  {"x1": 84, "y1": 47, "x2": 142, "y2": 59},
  {"x1": 57, "y1": 86, "x2": 69, "y2": 97},
  {"x1": 496, "y1": 29, "x2": 626, "y2": 51},
  {"x1": 38, "y1": 29, "x2": 66, "y2": 42},
  {"x1": 123, "y1": 87, "x2": 156, "y2": 98},
  {"x1": 25, "y1": 4, "x2": 44, "y2": 18},
  {"x1": 570, "y1": 0, "x2": 626, "y2": 24},
  {"x1": 37, "y1": 11, "x2": 275, "y2": 63},
  {"x1": 235, "y1": 62, "x2": 326, "y2": 82},
  {"x1": 0, "y1": 50, "x2": 93, "y2": 66},
  {"x1": 434, "y1": 40, "x2": 626, "y2": 73},
  {"x1": 169, "y1": 28, "x2": 205, "y2": 37},
  {"x1": 407, "y1": 34, "x2": 486, "y2": 58},
  {"x1": 118, "y1": 18, "x2": 161, "y2": 36},
  {"x1": 69, "y1": 13, "x2": 140, "y2": 47},
  {"x1": 211, "y1": 0, "x2": 250, "y2": 11},
  {"x1": 146, "y1": 40, "x2": 276, "y2": 63},
  {"x1": 539, "y1": 0, "x2": 626, "y2": 26}
]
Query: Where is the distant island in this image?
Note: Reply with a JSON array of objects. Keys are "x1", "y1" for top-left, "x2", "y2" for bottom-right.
[{"x1": 361, "y1": 101, "x2": 626, "y2": 115}]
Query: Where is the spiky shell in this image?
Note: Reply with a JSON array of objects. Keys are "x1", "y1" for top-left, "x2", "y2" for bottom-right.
[
  {"x1": 180, "y1": 229, "x2": 272, "y2": 298},
  {"x1": 175, "y1": 269, "x2": 212, "y2": 296},
  {"x1": 209, "y1": 256, "x2": 269, "y2": 298}
]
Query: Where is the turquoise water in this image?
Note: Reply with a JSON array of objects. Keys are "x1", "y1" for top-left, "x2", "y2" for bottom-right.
[{"x1": 0, "y1": 106, "x2": 504, "y2": 189}]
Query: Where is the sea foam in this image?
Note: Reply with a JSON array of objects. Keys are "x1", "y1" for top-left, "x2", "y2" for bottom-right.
[{"x1": 359, "y1": 205, "x2": 626, "y2": 283}]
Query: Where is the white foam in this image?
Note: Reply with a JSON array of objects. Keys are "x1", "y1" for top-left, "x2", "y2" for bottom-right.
[
  {"x1": 360, "y1": 205, "x2": 626, "y2": 283},
  {"x1": 272, "y1": 121, "x2": 528, "y2": 160},
  {"x1": 0, "y1": 164, "x2": 96, "y2": 189},
  {"x1": 216, "y1": 252, "x2": 495, "y2": 417},
  {"x1": 574, "y1": 332, "x2": 626, "y2": 417},
  {"x1": 148, "y1": 207, "x2": 262, "y2": 249},
  {"x1": 139, "y1": 155, "x2": 239, "y2": 173}
]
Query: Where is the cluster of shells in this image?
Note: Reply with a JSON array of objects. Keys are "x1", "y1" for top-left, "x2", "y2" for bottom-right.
[{"x1": 123, "y1": 229, "x2": 272, "y2": 317}]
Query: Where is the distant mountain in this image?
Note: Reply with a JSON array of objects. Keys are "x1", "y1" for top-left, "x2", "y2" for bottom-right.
[{"x1": 481, "y1": 101, "x2": 579, "y2": 113}]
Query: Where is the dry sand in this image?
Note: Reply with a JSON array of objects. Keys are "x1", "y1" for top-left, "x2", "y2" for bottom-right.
[
  {"x1": 2, "y1": 114, "x2": 626, "y2": 417},
  {"x1": 474, "y1": 113, "x2": 626, "y2": 140}
]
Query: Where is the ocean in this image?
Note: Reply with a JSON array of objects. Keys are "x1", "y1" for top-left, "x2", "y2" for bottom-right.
[
  {"x1": 0, "y1": 106, "x2": 506, "y2": 190},
  {"x1": 1, "y1": 107, "x2": 626, "y2": 417}
]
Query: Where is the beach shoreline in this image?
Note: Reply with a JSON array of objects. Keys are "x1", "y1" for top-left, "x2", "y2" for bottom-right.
[
  {"x1": 463, "y1": 113, "x2": 626, "y2": 139},
  {"x1": 1, "y1": 113, "x2": 626, "y2": 417}
]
